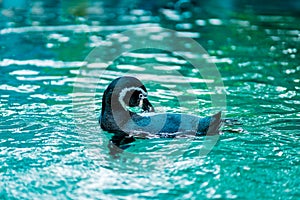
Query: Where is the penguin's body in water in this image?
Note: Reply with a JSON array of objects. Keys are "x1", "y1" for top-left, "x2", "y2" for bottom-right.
[{"x1": 99, "y1": 76, "x2": 221, "y2": 147}]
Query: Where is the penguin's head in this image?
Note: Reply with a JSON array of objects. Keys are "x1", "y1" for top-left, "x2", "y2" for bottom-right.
[{"x1": 101, "y1": 76, "x2": 154, "y2": 115}]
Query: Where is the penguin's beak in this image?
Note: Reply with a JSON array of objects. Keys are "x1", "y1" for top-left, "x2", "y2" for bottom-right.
[{"x1": 142, "y1": 98, "x2": 155, "y2": 112}]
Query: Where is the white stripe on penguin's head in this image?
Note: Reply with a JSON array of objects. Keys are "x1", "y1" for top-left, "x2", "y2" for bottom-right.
[{"x1": 118, "y1": 87, "x2": 147, "y2": 110}]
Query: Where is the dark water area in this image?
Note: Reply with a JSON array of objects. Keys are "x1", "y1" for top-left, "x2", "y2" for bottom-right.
[{"x1": 0, "y1": 0, "x2": 299, "y2": 199}]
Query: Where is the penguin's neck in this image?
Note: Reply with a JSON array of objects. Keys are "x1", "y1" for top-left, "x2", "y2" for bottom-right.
[{"x1": 101, "y1": 99, "x2": 132, "y2": 130}]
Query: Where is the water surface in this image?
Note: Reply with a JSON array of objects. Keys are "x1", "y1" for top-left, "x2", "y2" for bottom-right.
[{"x1": 0, "y1": 1, "x2": 299, "y2": 199}]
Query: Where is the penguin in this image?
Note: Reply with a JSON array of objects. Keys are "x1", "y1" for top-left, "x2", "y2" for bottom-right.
[{"x1": 99, "y1": 76, "x2": 221, "y2": 147}]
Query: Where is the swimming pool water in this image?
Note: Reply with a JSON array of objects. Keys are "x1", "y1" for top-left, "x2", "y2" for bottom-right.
[{"x1": 0, "y1": 1, "x2": 299, "y2": 199}]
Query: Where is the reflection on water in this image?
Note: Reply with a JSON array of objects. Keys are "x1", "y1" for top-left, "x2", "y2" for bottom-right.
[{"x1": 0, "y1": 0, "x2": 299, "y2": 199}]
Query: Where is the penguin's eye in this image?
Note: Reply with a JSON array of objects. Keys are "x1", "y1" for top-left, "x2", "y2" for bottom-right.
[{"x1": 139, "y1": 93, "x2": 144, "y2": 99}]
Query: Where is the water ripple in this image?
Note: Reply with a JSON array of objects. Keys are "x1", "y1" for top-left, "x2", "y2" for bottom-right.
[
  {"x1": 0, "y1": 59, "x2": 85, "y2": 68},
  {"x1": 0, "y1": 23, "x2": 160, "y2": 35}
]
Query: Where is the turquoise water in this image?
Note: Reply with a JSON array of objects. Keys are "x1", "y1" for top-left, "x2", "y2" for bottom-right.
[{"x1": 1, "y1": 1, "x2": 300, "y2": 199}]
